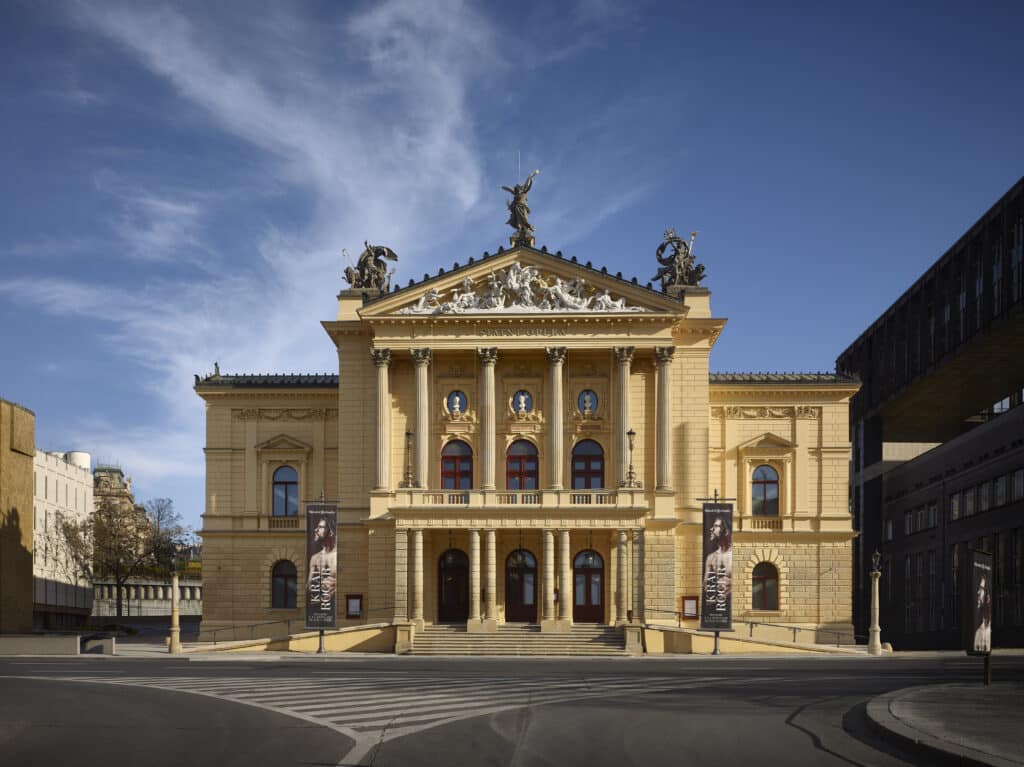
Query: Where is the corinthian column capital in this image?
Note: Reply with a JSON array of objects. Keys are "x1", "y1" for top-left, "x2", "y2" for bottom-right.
[
  {"x1": 613, "y1": 346, "x2": 635, "y2": 364},
  {"x1": 411, "y1": 348, "x2": 432, "y2": 365},
  {"x1": 371, "y1": 348, "x2": 392, "y2": 367},
  {"x1": 654, "y1": 346, "x2": 676, "y2": 364},
  {"x1": 477, "y1": 347, "x2": 498, "y2": 365},
  {"x1": 545, "y1": 346, "x2": 567, "y2": 365}
]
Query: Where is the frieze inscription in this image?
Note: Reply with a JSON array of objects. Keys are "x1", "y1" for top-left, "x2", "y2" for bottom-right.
[{"x1": 234, "y1": 408, "x2": 338, "y2": 422}]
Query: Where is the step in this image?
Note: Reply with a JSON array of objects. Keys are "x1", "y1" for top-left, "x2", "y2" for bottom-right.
[{"x1": 410, "y1": 624, "x2": 628, "y2": 656}]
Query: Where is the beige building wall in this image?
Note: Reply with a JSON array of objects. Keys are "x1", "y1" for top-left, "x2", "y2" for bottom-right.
[
  {"x1": 33, "y1": 450, "x2": 94, "y2": 626},
  {"x1": 0, "y1": 399, "x2": 35, "y2": 634},
  {"x1": 196, "y1": 247, "x2": 858, "y2": 644}
]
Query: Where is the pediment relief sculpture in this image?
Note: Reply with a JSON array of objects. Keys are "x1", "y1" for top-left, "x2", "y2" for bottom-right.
[{"x1": 397, "y1": 262, "x2": 648, "y2": 315}]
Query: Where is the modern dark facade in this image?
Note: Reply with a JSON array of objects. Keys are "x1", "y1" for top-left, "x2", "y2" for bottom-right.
[{"x1": 837, "y1": 176, "x2": 1024, "y2": 649}]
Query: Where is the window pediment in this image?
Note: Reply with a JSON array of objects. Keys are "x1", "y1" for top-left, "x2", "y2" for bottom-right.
[
  {"x1": 255, "y1": 434, "x2": 313, "y2": 457},
  {"x1": 737, "y1": 432, "x2": 795, "y2": 460}
]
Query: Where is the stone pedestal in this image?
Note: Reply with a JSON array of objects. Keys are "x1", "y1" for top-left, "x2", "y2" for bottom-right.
[
  {"x1": 394, "y1": 622, "x2": 414, "y2": 654},
  {"x1": 624, "y1": 624, "x2": 643, "y2": 656}
]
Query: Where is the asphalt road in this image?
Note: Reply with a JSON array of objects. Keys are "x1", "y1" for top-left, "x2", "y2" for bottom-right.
[{"x1": 1, "y1": 653, "x2": 1020, "y2": 766}]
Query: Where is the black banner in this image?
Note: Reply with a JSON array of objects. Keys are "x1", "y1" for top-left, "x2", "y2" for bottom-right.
[
  {"x1": 700, "y1": 503, "x2": 733, "y2": 631},
  {"x1": 305, "y1": 504, "x2": 338, "y2": 629},
  {"x1": 966, "y1": 549, "x2": 993, "y2": 656}
]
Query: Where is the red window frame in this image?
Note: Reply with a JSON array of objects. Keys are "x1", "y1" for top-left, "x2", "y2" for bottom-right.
[
  {"x1": 571, "y1": 440, "x2": 604, "y2": 490},
  {"x1": 506, "y1": 440, "x2": 539, "y2": 490},
  {"x1": 752, "y1": 562, "x2": 779, "y2": 610},
  {"x1": 752, "y1": 465, "x2": 779, "y2": 516},
  {"x1": 441, "y1": 440, "x2": 473, "y2": 490}
]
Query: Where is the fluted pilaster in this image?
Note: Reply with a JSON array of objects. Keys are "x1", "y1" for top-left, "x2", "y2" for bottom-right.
[
  {"x1": 614, "y1": 346, "x2": 635, "y2": 486},
  {"x1": 478, "y1": 348, "x2": 498, "y2": 490},
  {"x1": 411, "y1": 348, "x2": 431, "y2": 488},
  {"x1": 655, "y1": 346, "x2": 675, "y2": 491},
  {"x1": 372, "y1": 348, "x2": 392, "y2": 490},
  {"x1": 546, "y1": 347, "x2": 567, "y2": 489}
]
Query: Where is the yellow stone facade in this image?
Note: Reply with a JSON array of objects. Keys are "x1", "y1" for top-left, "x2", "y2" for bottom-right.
[{"x1": 196, "y1": 245, "x2": 859, "y2": 643}]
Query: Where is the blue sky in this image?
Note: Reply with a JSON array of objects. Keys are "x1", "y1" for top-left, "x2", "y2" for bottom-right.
[{"x1": 1, "y1": 1, "x2": 1022, "y2": 531}]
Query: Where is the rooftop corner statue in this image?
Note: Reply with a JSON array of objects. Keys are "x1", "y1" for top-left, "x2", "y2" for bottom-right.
[
  {"x1": 343, "y1": 241, "x2": 398, "y2": 291},
  {"x1": 653, "y1": 228, "x2": 706, "y2": 292},
  {"x1": 502, "y1": 169, "x2": 540, "y2": 243}
]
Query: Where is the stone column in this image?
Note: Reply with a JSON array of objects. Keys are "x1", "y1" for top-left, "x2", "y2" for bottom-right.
[
  {"x1": 632, "y1": 529, "x2": 643, "y2": 622},
  {"x1": 485, "y1": 529, "x2": 498, "y2": 627},
  {"x1": 616, "y1": 530, "x2": 628, "y2": 624},
  {"x1": 394, "y1": 527, "x2": 408, "y2": 621},
  {"x1": 478, "y1": 348, "x2": 498, "y2": 490},
  {"x1": 469, "y1": 529, "x2": 481, "y2": 622},
  {"x1": 543, "y1": 529, "x2": 555, "y2": 622},
  {"x1": 372, "y1": 348, "x2": 393, "y2": 491},
  {"x1": 168, "y1": 571, "x2": 180, "y2": 653},
  {"x1": 411, "y1": 528, "x2": 424, "y2": 625},
  {"x1": 411, "y1": 348, "x2": 431, "y2": 488},
  {"x1": 558, "y1": 529, "x2": 571, "y2": 623},
  {"x1": 546, "y1": 347, "x2": 567, "y2": 489},
  {"x1": 613, "y1": 347, "x2": 635, "y2": 486},
  {"x1": 655, "y1": 346, "x2": 675, "y2": 491}
]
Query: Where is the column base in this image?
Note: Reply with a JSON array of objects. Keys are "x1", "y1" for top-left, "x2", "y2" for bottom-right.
[
  {"x1": 867, "y1": 627, "x2": 882, "y2": 656},
  {"x1": 624, "y1": 624, "x2": 643, "y2": 656},
  {"x1": 467, "y1": 618, "x2": 498, "y2": 633},
  {"x1": 394, "y1": 622, "x2": 414, "y2": 654},
  {"x1": 541, "y1": 619, "x2": 572, "y2": 634},
  {"x1": 412, "y1": 618, "x2": 425, "y2": 631}
]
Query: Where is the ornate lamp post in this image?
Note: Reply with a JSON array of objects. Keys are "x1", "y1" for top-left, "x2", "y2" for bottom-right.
[
  {"x1": 624, "y1": 428, "x2": 640, "y2": 488},
  {"x1": 168, "y1": 554, "x2": 181, "y2": 654},
  {"x1": 868, "y1": 549, "x2": 882, "y2": 656},
  {"x1": 402, "y1": 430, "x2": 414, "y2": 487}
]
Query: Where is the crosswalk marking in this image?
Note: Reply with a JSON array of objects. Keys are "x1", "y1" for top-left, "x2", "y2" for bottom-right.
[{"x1": 31, "y1": 672, "x2": 744, "y2": 764}]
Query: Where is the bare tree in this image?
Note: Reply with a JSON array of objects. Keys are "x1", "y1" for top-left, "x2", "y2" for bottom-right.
[{"x1": 59, "y1": 496, "x2": 189, "y2": 617}]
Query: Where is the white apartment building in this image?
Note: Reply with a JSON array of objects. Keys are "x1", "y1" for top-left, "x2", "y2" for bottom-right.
[{"x1": 33, "y1": 450, "x2": 94, "y2": 628}]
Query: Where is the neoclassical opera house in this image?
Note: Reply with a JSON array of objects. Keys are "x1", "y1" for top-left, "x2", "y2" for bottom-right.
[{"x1": 196, "y1": 221, "x2": 859, "y2": 648}]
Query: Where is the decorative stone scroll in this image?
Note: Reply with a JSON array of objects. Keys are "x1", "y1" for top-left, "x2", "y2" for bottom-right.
[
  {"x1": 397, "y1": 262, "x2": 648, "y2": 315},
  {"x1": 712, "y1": 406, "x2": 821, "y2": 420}
]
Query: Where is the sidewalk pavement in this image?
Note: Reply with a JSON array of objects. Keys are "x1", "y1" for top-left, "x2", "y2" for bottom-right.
[{"x1": 866, "y1": 682, "x2": 1024, "y2": 767}]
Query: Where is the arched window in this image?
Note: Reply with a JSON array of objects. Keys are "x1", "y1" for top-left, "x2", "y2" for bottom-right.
[
  {"x1": 271, "y1": 560, "x2": 297, "y2": 608},
  {"x1": 273, "y1": 466, "x2": 298, "y2": 517},
  {"x1": 752, "y1": 562, "x2": 779, "y2": 610},
  {"x1": 506, "y1": 440, "x2": 539, "y2": 490},
  {"x1": 752, "y1": 465, "x2": 779, "y2": 516},
  {"x1": 441, "y1": 440, "x2": 473, "y2": 490},
  {"x1": 572, "y1": 440, "x2": 604, "y2": 489}
]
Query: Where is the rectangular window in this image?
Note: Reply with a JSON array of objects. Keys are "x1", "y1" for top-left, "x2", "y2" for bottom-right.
[
  {"x1": 951, "y1": 543, "x2": 960, "y2": 628},
  {"x1": 980, "y1": 481, "x2": 991, "y2": 512},
  {"x1": 904, "y1": 555, "x2": 912, "y2": 631},
  {"x1": 1013, "y1": 469, "x2": 1024, "y2": 501},
  {"x1": 904, "y1": 511, "x2": 913, "y2": 535},
  {"x1": 1013, "y1": 216, "x2": 1024, "y2": 304},
  {"x1": 964, "y1": 487, "x2": 975, "y2": 517},
  {"x1": 993, "y1": 246, "x2": 1003, "y2": 316},
  {"x1": 928, "y1": 550, "x2": 937, "y2": 631},
  {"x1": 1015, "y1": 529, "x2": 1023, "y2": 626},
  {"x1": 916, "y1": 506, "x2": 925, "y2": 531},
  {"x1": 885, "y1": 519, "x2": 893, "y2": 542},
  {"x1": 928, "y1": 503, "x2": 938, "y2": 528},
  {"x1": 346, "y1": 594, "x2": 363, "y2": 619},
  {"x1": 996, "y1": 534, "x2": 1006, "y2": 628},
  {"x1": 975, "y1": 260, "x2": 984, "y2": 329},
  {"x1": 959, "y1": 274, "x2": 967, "y2": 341},
  {"x1": 943, "y1": 301, "x2": 951, "y2": 351},
  {"x1": 916, "y1": 552, "x2": 925, "y2": 633},
  {"x1": 950, "y1": 492, "x2": 960, "y2": 521}
]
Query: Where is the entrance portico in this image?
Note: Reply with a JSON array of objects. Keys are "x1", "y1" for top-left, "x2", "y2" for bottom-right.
[{"x1": 392, "y1": 516, "x2": 645, "y2": 631}]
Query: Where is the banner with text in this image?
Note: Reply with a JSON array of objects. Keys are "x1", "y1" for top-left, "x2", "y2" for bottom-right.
[
  {"x1": 700, "y1": 503, "x2": 733, "y2": 631},
  {"x1": 966, "y1": 549, "x2": 993, "y2": 656},
  {"x1": 305, "y1": 504, "x2": 338, "y2": 630}
]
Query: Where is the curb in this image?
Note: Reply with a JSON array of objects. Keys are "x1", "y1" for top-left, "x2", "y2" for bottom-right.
[{"x1": 865, "y1": 687, "x2": 1021, "y2": 767}]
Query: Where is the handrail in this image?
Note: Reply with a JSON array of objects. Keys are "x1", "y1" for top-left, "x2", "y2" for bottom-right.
[{"x1": 641, "y1": 607, "x2": 865, "y2": 648}]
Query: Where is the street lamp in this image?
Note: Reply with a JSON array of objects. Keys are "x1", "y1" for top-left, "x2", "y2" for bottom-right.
[
  {"x1": 168, "y1": 553, "x2": 181, "y2": 654},
  {"x1": 868, "y1": 548, "x2": 882, "y2": 656},
  {"x1": 624, "y1": 428, "x2": 640, "y2": 488},
  {"x1": 402, "y1": 430, "x2": 414, "y2": 487}
]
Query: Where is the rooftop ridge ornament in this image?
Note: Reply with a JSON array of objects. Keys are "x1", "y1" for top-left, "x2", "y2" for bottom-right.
[
  {"x1": 502, "y1": 169, "x2": 540, "y2": 245},
  {"x1": 653, "y1": 228, "x2": 705, "y2": 292},
  {"x1": 343, "y1": 241, "x2": 398, "y2": 291},
  {"x1": 397, "y1": 261, "x2": 648, "y2": 315}
]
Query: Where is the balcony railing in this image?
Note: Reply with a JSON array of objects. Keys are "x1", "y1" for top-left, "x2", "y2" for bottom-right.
[
  {"x1": 748, "y1": 517, "x2": 783, "y2": 531},
  {"x1": 391, "y1": 488, "x2": 647, "y2": 511}
]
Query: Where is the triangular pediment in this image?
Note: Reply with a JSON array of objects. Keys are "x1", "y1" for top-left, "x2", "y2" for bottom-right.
[
  {"x1": 359, "y1": 245, "x2": 687, "y2": 318},
  {"x1": 254, "y1": 434, "x2": 313, "y2": 454},
  {"x1": 736, "y1": 432, "x2": 796, "y2": 452}
]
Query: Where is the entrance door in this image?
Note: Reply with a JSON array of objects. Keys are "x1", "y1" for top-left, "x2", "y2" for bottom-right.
[
  {"x1": 438, "y1": 548, "x2": 469, "y2": 622},
  {"x1": 573, "y1": 549, "x2": 604, "y2": 623},
  {"x1": 505, "y1": 549, "x2": 538, "y2": 622}
]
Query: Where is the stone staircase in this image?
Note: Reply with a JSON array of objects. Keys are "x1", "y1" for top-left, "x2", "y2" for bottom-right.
[{"x1": 409, "y1": 623, "x2": 628, "y2": 656}]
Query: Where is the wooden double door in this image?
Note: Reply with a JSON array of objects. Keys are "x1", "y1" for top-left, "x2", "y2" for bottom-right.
[
  {"x1": 505, "y1": 549, "x2": 537, "y2": 622},
  {"x1": 573, "y1": 549, "x2": 604, "y2": 623},
  {"x1": 438, "y1": 548, "x2": 469, "y2": 622}
]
